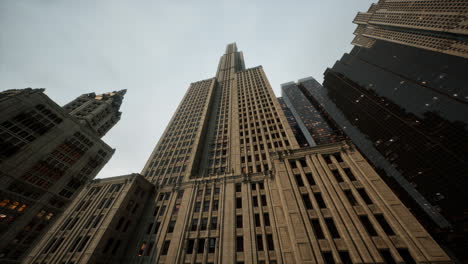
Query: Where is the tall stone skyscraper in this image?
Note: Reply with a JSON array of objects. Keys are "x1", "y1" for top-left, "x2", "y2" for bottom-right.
[
  {"x1": 114, "y1": 44, "x2": 449, "y2": 263},
  {"x1": 0, "y1": 88, "x2": 125, "y2": 263}
]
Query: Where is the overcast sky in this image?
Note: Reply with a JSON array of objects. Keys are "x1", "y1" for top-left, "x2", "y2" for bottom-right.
[{"x1": 1, "y1": 0, "x2": 375, "y2": 178}]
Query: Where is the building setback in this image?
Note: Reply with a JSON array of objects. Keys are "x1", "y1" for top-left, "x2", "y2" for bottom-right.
[
  {"x1": 24, "y1": 174, "x2": 153, "y2": 264},
  {"x1": 0, "y1": 88, "x2": 125, "y2": 263}
]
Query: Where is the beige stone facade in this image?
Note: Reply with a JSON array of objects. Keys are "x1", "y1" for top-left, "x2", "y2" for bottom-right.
[
  {"x1": 351, "y1": 0, "x2": 468, "y2": 58},
  {"x1": 24, "y1": 174, "x2": 153, "y2": 264}
]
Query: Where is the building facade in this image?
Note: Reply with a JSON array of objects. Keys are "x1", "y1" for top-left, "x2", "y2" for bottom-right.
[
  {"x1": 25, "y1": 174, "x2": 153, "y2": 264},
  {"x1": 0, "y1": 88, "x2": 124, "y2": 263},
  {"x1": 280, "y1": 79, "x2": 345, "y2": 147},
  {"x1": 351, "y1": 0, "x2": 468, "y2": 58},
  {"x1": 118, "y1": 44, "x2": 450, "y2": 263}
]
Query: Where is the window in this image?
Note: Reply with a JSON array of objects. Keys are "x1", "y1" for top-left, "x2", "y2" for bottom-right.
[
  {"x1": 122, "y1": 220, "x2": 131, "y2": 232},
  {"x1": 256, "y1": 235, "x2": 264, "y2": 251},
  {"x1": 194, "y1": 202, "x2": 201, "y2": 212},
  {"x1": 208, "y1": 238, "x2": 216, "y2": 253},
  {"x1": 201, "y1": 218, "x2": 208, "y2": 230},
  {"x1": 104, "y1": 238, "x2": 115, "y2": 254},
  {"x1": 375, "y1": 214, "x2": 395, "y2": 235},
  {"x1": 168, "y1": 220, "x2": 176, "y2": 233},
  {"x1": 146, "y1": 222, "x2": 153, "y2": 234},
  {"x1": 252, "y1": 196, "x2": 258, "y2": 207},
  {"x1": 203, "y1": 201, "x2": 210, "y2": 212},
  {"x1": 332, "y1": 170, "x2": 344, "y2": 182},
  {"x1": 397, "y1": 249, "x2": 415, "y2": 264},
  {"x1": 93, "y1": 214, "x2": 103, "y2": 229},
  {"x1": 210, "y1": 217, "x2": 217, "y2": 230},
  {"x1": 236, "y1": 215, "x2": 243, "y2": 228},
  {"x1": 197, "y1": 238, "x2": 205, "y2": 254},
  {"x1": 69, "y1": 236, "x2": 82, "y2": 252},
  {"x1": 261, "y1": 195, "x2": 267, "y2": 206},
  {"x1": 344, "y1": 190, "x2": 358, "y2": 206},
  {"x1": 295, "y1": 174, "x2": 304, "y2": 187},
  {"x1": 266, "y1": 234, "x2": 274, "y2": 250},
  {"x1": 213, "y1": 200, "x2": 219, "y2": 211},
  {"x1": 289, "y1": 160, "x2": 297, "y2": 169},
  {"x1": 299, "y1": 158, "x2": 307, "y2": 167},
  {"x1": 191, "y1": 219, "x2": 198, "y2": 231},
  {"x1": 236, "y1": 236, "x2": 244, "y2": 252},
  {"x1": 339, "y1": 251, "x2": 352, "y2": 264},
  {"x1": 314, "y1": 193, "x2": 327, "y2": 208},
  {"x1": 311, "y1": 219, "x2": 325, "y2": 239},
  {"x1": 161, "y1": 240, "x2": 171, "y2": 256},
  {"x1": 235, "y1": 183, "x2": 242, "y2": 192},
  {"x1": 325, "y1": 218, "x2": 340, "y2": 238},
  {"x1": 379, "y1": 250, "x2": 396, "y2": 264},
  {"x1": 254, "y1": 214, "x2": 261, "y2": 227},
  {"x1": 323, "y1": 252, "x2": 335, "y2": 264},
  {"x1": 77, "y1": 236, "x2": 90, "y2": 252},
  {"x1": 357, "y1": 189, "x2": 373, "y2": 205},
  {"x1": 305, "y1": 173, "x2": 315, "y2": 185},
  {"x1": 186, "y1": 239, "x2": 195, "y2": 254},
  {"x1": 302, "y1": 194, "x2": 313, "y2": 209},
  {"x1": 359, "y1": 215, "x2": 377, "y2": 236},
  {"x1": 236, "y1": 198, "x2": 242, "y2": 209},
  {"x1": 343, "y1": 168, "x2": 356, "y2": 181},
  {"x1": 263, "y1": 213, "x2": 270, "y2": 226}
]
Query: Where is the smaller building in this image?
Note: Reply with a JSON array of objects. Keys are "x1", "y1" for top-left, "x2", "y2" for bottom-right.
[{"x1": 24, "y1": 174, "x2": 154, "y2": 264}]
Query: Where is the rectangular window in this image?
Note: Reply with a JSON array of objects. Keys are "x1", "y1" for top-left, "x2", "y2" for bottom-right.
[
  {"x1": 263, "y1": 213, "x2": 270, "y2": 226},
  {"x1": 339, "y1": 251, "x2": 352, "y2": 264},
  {"x1": 92, "y1": 214, "x2": 103, "y2": 228},
  {"x1": 161, "y1": 240, "x2": 170, "y2": 255},
  {"x1": 235, "y1": 183, "x2": 242, "y2": 192},
  {"x1": 295, "y1": 174, "x2": 304, "y2": 187},
  {"x1": 197, "y1": 238, "x2": 205, "y2": 254},
  {"x1": 314, "y1": 193, "x2": 327, "y2": 208},
  {"x1": 50, "y1": 237, "x2": 64, "y2": 253},
  {"x1": 69, "y1": 236, "x2": 82, "y2": 252},
  {"x1": 77, "y1": 236, "x2": 90, "y2": 252},
  {"x1": 289, "y1": 160, "x2": 297, "y2": 168},
  {"x1": 398, "y1": 249, "x2": 416, "y2": 264},
  {"x1": 103, "y1": 238, "x2": 115, "y2": 254},
  {"x1": 168, "y1": 220, "x2": 176, "y2": 233},
  {"x1": 236, "y1": 236, "x2": 244, "y2": 252},
  {"x1": 236, "y1": 215, "x2": 243, "y2": 228},
  {"x1": 357, "y1": 189, "x2": 373, "y2": 205},
  {"x1": 191, "y1": 219, "x2": 198, "y2": 231},
  {"x1": 194, "y1": 202, "x2": 201, "y2": 212},
  {"x1": 187, "y1": 239, "x2": 195, "y2": 254},
  {"x1": 344, "y1": 190, "x2": 358, "y2": 206},
  {"x1": 201, "y1": 218, "x2": 208, "y2": 230},
  {"x1": 332, "y1": 170, "x2": 344, "y2": 182},
  {"x1": 252, "y1": 196, "x2": 258, "y2": 207},
  {"x1": 375, "y1": 214, "x2": 395, "y2": 235},
  {"x1": 302, "y1": 194, "x2": 313, "y2": 209},
  {"x1": 359, "y1": 215, "x2": 377, "y2": 236},
  {"x1": 305, "y1": 173, "x2": 315, "y2": 185},
  {"x1": 379, "y1": 249, "x2": 396, "y2": 264},
  {"x1": 146, "y1": 222, "x2": 153, "y2": 234},
  {"x1": 213, "y1": 200, "x2": 219, "y2": 211},
  {"x1": 203, "y1": 201, "x2": 210, "y2": 212},
  {"x1": 211, "y1": 217, "x2": 217, "y2": 230},
  {"x1": 325, "y1": 218, "x2": 340, "y2": 238},
  {"x1": 256, "y1": 235, "x2": 264, "y2": 251},
  {"x1": 323, "y1": 252, "x2": 335, "y2": 264},
  {"x1": 266, "y1": 234, "x2": 274, "y2": 250},
  {"x1": 254, "y1": 214, "x2": 261, "y2": 227},
  {"x1": 236, "y1": 197, "x2": 242, "y2": 209},
  {"x1": 208, "y1": 238, "x2": 216, "y2": 253},
  {"x1": 343, "y1": 168, "x2": 356, "y2": 181},
  {"x1": 311, "y1": 219, "x2": 325, "y2": 239},
  {"x1": 261, "y1": 195, "x2": 267, "y2": 206}
]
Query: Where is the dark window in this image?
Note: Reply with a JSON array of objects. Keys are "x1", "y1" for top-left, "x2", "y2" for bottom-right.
[
  {"x1": 210, "y1": 217, "x2": 217, "y2": 230},
  {"x1": 266, "y1": 234, "x2": 274, "y2": 250},
  {"x1": 154, "y1": 222, "x2": 160, "y2": 234},
  {"x1": 375, "y1": 214, "x2": 395, "y2": 235},
  {"x1": 252, "y1": 196, "x2": 258, "y2": 207},
  {"x1": 323, "y1": 252, "x2": 335, "y2": 264},
  {"x1": 314, "y1": 193, "x2": 327, "y2": 208},
  {"x1": 359, "y1": 215, "x2": 377, "y2": 236},
  {"x1": 191, "y1": 219, "x2": 198, "y2": 231},
  {"x1": 323, "y1": 155, "x2": 333, "y2": 164},
  {"x1": 146, "y1": 222, "x2": 153, "y2": 234},
  {"x1": 289, "y1": 160, "x2": 297, "y2": 168},
  {"x1": 344, "y1": 190, "x2": 358, "y2": 206},
  {"x1": 92, "y1": 214, "x2": 103, "y2": 228},
  {"x1": 295, "y1": 174, "x2": 304, "y2": 187},
  {"x1": 305, "y1": 173, "x2": 315, "y2": 185},
  {"x1": 256, "y1": 235, "x2": 264, "y2": 251},
  {"x1": 236, "y1": 215, "x2": 243, "y2": 228},
  {"x1": 302, "y1": 194, "x2": 313, "y2": 209},
  {"x1": 208, "y1": 238, "x2": 216, "y2": 253},
  {"x1": 77, "y1": 236, "x2": 90, "y2": 252},
  {"x1": 103, "y1": 238, "x2": 114, "y2": 253},
  {"x1": 251, "y1": 183, "x2": 256, "y2": 190},
  {"x1": 197, "y1": 238, "x2": 205, "y2": 254},
  {"x1": 263, "y1": 213, "x2": 270, "y2": 226},
  {"x1": 334, "y1": 153, "x2": 343, "y2": 163},
  {"x1": 398, "y1": 249, "x2": 416, "y2": 264},
  {"x1": 200, "y1": 218, "x2": 208, "y2": 230},
  {"x1": 254, "y1": 214, "x2": 261, "y2": 227},
  {"x1": 325, "y1": 218, "x2": 340, "y2": 238},
  {"x1": 299, "y1": 158, "x2": 308, "y2": 167},
  {"x1": 194, "y1": 202, "x2": 201, "y2": 212},
  {"x1": 357, "y1": 189, "x2": 373, "y2": 205},
  {"x1": 168, "y1": 220, "x2": 176, "y2": 233},
  {"x1": 332, "y1": 170, "x2": 344, "y2": 182},
  {"x1": 236, "y1": 197, "x2": 242, "y2": 208},
  {"x1": 50, "y1": 237, "x2": 64, "y2": 253},
  {"x1": 116, "y1": 217, "x2": 125, "y2": 230},
  {"x1": 69, "y1": 236, "x2": 82, "y2": 252},
  {"x1": 203, "y1": 201, "x2": 210, "y2": 212},
  {"x1": 161, "y1": 240, "x2": 170, "y2": 255},
  {"x1": 122, "y1": 220, "x2": 131, "y2": 232},
  {"x1": 261, "y1": 195, "x2": 267, "y2": 206},
  {"x1": 339, "y1": 251, "x2": 352, "y2": 264},
  {"x1": 259, "y1": 182, "x2": 264, "y2": 189},
  {"x1": 311, "y1": 219, "x2": 325, "y2": 239},
  {"x1": 187, "y1": 239, "x2": 195, "y2": 254},
  {"x1": 235, "y1": 183, "x2": 242, "y2": 192},
  {"x1": 379, "y1": 249, "x2": 396, "y2": 264},
  {"x1": 236, "y1": 236, "x2": 244, "y2": 252},
  {"x1": 343, "y1": 168, "x2": 356, "y2": 181}
]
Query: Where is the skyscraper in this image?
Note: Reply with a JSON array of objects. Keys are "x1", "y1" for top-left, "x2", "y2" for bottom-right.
[
  {"x1": 0, "y1": 88, "x2": 125, "y2": 262},
  {"x1": 117, "y1": 44, "x2": 447, "y2": 263},
  {"x1": 313, "y1": 0, "x2": 468, "y2": 260}
]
